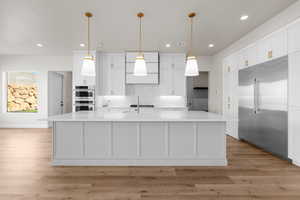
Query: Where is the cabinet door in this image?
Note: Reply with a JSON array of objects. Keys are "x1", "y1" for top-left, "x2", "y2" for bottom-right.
[
  {"x1": 289, "y1": 52, "x2": 300, "y2": 108},
  {"x1": 257, "y1": 29, "x2": 287, "y2": 63},
  {"x1": 110, "y1": 54, "x2": 125, "y2": 95},
  {"x1": 159, "y1": 55, "x2": 172, "y2": 95},
  {"x1": 55, "y1": 122, "x2": 83, "y2": 159},
  {"x1": 287, "y1": 19, "x2": 300, "y2": 54},
  {"x1": 173, "y1": 63, "x2": 186, "y2": 96},
  {"x1": 84, "y1": 122, "x2": 111, "y2": 158},
  {"x1": 223, "y1": 55, "x2": 239, "y2": 139},
  {"x1": 240, "y1": 44, "x2": 257, "y2": 69}
]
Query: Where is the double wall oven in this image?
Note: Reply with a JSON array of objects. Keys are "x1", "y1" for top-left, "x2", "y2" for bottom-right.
[{"x1": 73, "y1": 86, "x2": 95, "y2": 112}]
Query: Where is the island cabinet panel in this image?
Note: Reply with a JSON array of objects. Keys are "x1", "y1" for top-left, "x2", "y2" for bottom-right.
[
  {"x1": 84, "y1": 122, "x2": 111, "y2": 158},
  {"x1": 197, "y1": 123, "x2": 226, "y2": 158},
  {"x1": 140, "y1": 123, "x2": 166, "y2": 157},
  {"x1": 112, "y1": 122, "x2": 138, "y2": 157},
  {"x1": 54, "y1": 122, "x2": 84, "y2": 159},
  {"x1": 169, "y1": 123, "x2": 195, "y2": 157}
]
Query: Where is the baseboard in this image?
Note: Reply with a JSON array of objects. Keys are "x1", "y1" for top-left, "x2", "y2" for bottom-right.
[
  {"x1": 0, "y1": 121, "x2": 48, "y2": 128},
  {"x1": 52, "y1": 159, "x2": 228, "y2": 166},
  {"x1": 293, "y1": 160, "x2": 300, "y2": 167}
]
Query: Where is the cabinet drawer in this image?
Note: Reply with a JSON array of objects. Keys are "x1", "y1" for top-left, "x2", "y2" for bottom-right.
[
  {"x1": 126, "y1": 73, "x2": 159, "y2": 84},
  {"x1": 126, "y1": 62, "x2": 159, "y2": 73},
  {"x1": 126, "y1": 52, "x2": 159, "y2": 63}
]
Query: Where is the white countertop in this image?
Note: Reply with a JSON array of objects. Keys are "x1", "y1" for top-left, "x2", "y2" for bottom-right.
[{"x1": 47, "y1": 111, "x2": 226, "y2": 122}]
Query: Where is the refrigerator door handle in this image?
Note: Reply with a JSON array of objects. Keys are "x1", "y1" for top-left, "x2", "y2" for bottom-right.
[
  {"x1": 254, "y1": 78, "x2": 260, "y2": 114},
  {"x1": 254, "y1": 78, "x2": 257, "y2": 114}
]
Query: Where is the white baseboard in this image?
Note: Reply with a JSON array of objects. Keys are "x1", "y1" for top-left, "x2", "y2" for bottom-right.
[
  {"x1": 52, "y1": 159, "x2": 228, "y2": 166},
  {"x1": 0, "y1": 121, "x2": 48, "y2": 128},
  {"x1": 293, "y1": 160, "x2": 300, "y2": 167}
]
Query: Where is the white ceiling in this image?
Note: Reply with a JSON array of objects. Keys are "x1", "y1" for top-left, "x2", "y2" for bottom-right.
[{"x1": 0, "y1": 0, "x2": 297, "y2": 56}]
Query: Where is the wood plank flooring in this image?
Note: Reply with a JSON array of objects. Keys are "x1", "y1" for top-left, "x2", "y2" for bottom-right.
[{"x1": 0, "y1": 128, "x2": 299, "y2": 200}]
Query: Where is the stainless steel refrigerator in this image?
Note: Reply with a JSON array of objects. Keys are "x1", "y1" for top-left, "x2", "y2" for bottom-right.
[{"x1": 239, "y1": 56, "x2": 288, "y2": 159}]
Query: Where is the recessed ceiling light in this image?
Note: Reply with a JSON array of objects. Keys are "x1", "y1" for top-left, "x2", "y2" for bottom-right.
[
  {"x1": 36, "y1": 43, "x2": 43, "y2": 47},
  {"x1": 209, "y1": 44, "x2": 214, "y2": 48},
  {"x1": 80, "y1": 43, "x2": 85, "y2": 47},
  {"x1": 165, "y1": 43, "x2": 171, "y2": 48},
  {"x1": 240, "y1": 15, "x2": 249, "y2": 21}
]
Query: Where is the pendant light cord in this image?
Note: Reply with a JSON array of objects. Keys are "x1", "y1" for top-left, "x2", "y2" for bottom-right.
[
  {"x1": 87, "y1": 16, "x2": 90, "y2": 56},
  {"x1": 139, "y1": 16, "x2": 142, "y2": 54},
  {"x1": 189, "y1": 17, "x2": 193, "y2": 56}
]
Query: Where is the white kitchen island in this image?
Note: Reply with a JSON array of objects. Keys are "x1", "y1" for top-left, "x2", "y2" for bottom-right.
[{"x1": 48, "y1": 111, "x2": 227, "y2": 166}]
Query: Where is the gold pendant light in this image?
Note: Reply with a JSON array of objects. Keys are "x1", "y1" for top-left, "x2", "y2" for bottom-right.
[
  {"x1": 185, "y1": 12, "x2": 199, "y2": 77},
  {"x1": 134, "y1": 12, "x2": 147, "y2": 76},
  {"x1": 81, "y1": 12, "x2": 95, "y2": 77}
]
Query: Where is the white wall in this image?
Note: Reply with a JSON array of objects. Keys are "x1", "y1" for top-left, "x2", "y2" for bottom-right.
[
  {"x1": 0, "y1": 55, "x2": 72, "y2": 128},
  {"x1": 211, "y1": 0, "x2": 300, "y2": 113}
]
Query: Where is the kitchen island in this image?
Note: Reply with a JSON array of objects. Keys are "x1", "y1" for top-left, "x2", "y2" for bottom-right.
[{"x1": 48, "y1": 111, "x2": 227, "y2": 166}]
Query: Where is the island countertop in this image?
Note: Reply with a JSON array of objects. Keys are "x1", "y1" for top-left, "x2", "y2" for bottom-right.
[{"x1": 47, "y1": 110, "x2": 226, "y2": 122}]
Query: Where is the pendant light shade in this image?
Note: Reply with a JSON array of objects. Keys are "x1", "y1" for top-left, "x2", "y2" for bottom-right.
[
  {"x1": 134, "y1": 12, "x2": 147, "y2": 76},
  {"x1": 185, "y1": 56, "x2": 199, "y2": 76},
  {"x1": 134, "y1": 55, "x2": 147, "y2": 76},
  {"x1": 81, "y1": 12, "x2": 95, "y2": 77},
  {"x1": 185, "y1": 12, "x2": 199, "y2": 77},
  {"x1": 82, "y1": 55, "x2": 95, "y2": 76}
]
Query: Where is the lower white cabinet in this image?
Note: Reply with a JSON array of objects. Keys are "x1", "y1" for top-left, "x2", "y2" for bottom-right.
[
  {"x1": 84, "y1": 122, "x2": 111, "y2": 158},
  {"x1": 54, "y1": 122, "x2": 84, "y2": 158},
  {"x1": 53, "y1": 121, "x2": 227, "y2": 166}
]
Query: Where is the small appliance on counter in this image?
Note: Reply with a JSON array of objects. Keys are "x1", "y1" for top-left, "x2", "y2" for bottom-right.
[{"x1": 73, "y1": 86, "x2": 95, "y2": 112}]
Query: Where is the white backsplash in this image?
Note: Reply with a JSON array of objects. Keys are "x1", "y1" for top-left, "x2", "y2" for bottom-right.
[{"x1": 97, "y1": 95, "x2": 186, "y2": 108}]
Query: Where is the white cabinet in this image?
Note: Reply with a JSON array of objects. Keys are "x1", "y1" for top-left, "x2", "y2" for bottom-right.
[
  {"x1": 159, "y1": 54, "x2": 186, "y2": 96},
  {"x1": 239, "y1": 44, "x2": 257, "y2": 69},
  {"x1": 223, "y1": 54, "x2": 239, "y2": 139},
  {"x1": 287, "y1": 19, "x2": 300, "y2": 54},
  {"x1": 73, "y1": 51, "x2": 96, "y2": 86},
  {"x1": 257, "y1": 28, "x2": 287, "y2": 63},
  {"x1": 97, "y1": 53, "x2": 125, "y2": 96},
  {"x1": 54, "y1": 122, "x2": 83, "y2": 159}
]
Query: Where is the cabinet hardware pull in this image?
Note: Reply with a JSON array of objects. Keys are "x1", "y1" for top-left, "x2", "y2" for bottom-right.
[
  {"x1": 245, "y1": 60, "x2": 249, "y2": 66},
  {"x1": 268, "y1": 51, "x2": 273, "y2": 59}
]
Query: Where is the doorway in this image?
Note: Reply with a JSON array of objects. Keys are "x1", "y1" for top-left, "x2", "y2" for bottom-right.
[
  {"x1": 186, "y1": 72, "x2": 209, "y2": 111},
  {"x1": 48, "y1": 71, "x2": 72, "y2": 127}
]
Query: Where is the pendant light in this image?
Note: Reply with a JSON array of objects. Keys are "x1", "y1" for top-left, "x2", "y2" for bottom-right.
[
  {"x1": 134, "y1": 12, "x2": 147, "y2": 76},
  {"x1": 81, "y1": 12, "x2": 95, "y2": 77},
  {"x1": 185, "y1": 12, "x2": 199, "y2": 77}
]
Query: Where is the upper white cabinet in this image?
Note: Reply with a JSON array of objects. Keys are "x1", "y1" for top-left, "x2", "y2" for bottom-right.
[
  {"x1": 287, "y1": 19, "x2": 300, "y2": 54},
  {"x1": 73, "y1": 51, "x2": 96, "y2": 86},
  {"x1": 257, "y1": 28, "x2": 287, "y2": 63},
  {"x1": 239, "y1": 44, "x2": 258, "y2": 69},
  {"x1": 125, "y1": 52, "x2": 159, "y2": 84},
  {"x1": 97, "y1": 53, "x2": 125, "y2": 96},
  {"x1": 159, "y1": 54, "x2": 186, "y2": 96}
]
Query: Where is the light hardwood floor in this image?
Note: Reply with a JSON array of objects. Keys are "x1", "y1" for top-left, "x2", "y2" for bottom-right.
[{"x1": 0, "y1": 128, "x2": 300, "y2": 200}]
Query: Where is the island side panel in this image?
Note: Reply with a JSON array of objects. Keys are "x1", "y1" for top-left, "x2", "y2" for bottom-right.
[{"x1": 52, "y1": 121, "x2": 227, "y2": 166}]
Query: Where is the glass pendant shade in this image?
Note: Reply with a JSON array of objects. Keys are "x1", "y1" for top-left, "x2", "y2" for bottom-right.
[
  {"x1": 134, "y1": 55, "x2": 147, "y2": 76},
  {"x1": 81, "y1": 55, "x2": 95, "y2": 77},
  {"x1": 185, "y1": 56, "x2": 199, "y2": 76}
]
